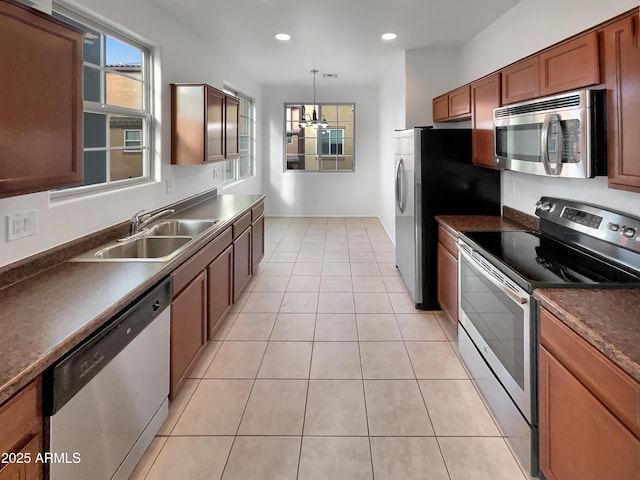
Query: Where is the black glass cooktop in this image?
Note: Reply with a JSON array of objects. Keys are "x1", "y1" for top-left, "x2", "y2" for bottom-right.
[{"x1": 460, "y1": 230, "x2": 640, "y2": 291}]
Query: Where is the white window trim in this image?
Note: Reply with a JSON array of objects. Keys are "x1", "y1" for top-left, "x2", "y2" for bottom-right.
[
  {"x1": 49, "y1": 2, "x2": 155, "y2": 201},
  {"x1": 223, "y1": 88, "x2": 256, "y2": 185}
]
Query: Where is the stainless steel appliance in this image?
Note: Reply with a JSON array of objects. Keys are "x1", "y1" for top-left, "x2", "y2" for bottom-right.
[
  {"x1": 394, "y1": 127, "x2": 500, "y2": 308},
  {"x1": 456, "y1": 198, "x2": 640, "y2": 477},
  {"x1": 493, "y1": 89, "x2": 606, "y2": 178},
  {"x1": 46, "y1": 278, "x2": 171, "y2": 480}
]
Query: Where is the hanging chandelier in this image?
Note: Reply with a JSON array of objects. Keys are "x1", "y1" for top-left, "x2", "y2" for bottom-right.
[{"x1": 299, "y1": 69, "x2": 328, "y2": 129}]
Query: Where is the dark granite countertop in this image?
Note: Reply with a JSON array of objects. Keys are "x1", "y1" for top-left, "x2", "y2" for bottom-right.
[
  {"x1": 435, "y1": 215, "x2": 531, "y2": 234},
  {"x1": 0, "y1": 193, "x2": 264, "y2": 404},
  {"x1": 535, "y1": 288, "x2": 640, "y2": 383}
]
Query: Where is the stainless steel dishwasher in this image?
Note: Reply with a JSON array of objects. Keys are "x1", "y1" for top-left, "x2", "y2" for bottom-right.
[{"x1": 45, "y1": 277, "x2": 171, "y2": 480}]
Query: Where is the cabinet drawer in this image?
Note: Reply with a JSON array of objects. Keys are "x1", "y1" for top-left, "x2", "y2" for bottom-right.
[
  {"x1": 233, "y1": 211, "x2": 252, "y2": 239},
  {"x1": 251, "y1": 201, "x2": 264, "y2": 222},
  {"x1": 438, "y1": 225, "x2": 458, "y2": 257},
  {"x1": 172, "y1": 227, "x2": 232, "y2": 296},
  {"x1": 539, "y1": 307, "x2": 640, "y2": 438},
  {"x1": 0, "y1": 378, "x2": 41, "y2": 459}
]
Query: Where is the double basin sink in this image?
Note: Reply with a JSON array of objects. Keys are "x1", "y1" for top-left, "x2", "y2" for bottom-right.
[{"x1": 73, "y1": 219, "x2": 220, "y2": 262}]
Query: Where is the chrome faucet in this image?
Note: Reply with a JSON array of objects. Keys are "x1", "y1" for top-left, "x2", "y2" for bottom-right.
[{"x1": 129, "y1": 208, "x2": 176, "y2": 235}]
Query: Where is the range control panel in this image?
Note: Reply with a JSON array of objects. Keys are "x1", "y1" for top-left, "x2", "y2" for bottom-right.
[{"x1": 535, "y1": 197, "x2": 640, "y2": 254}]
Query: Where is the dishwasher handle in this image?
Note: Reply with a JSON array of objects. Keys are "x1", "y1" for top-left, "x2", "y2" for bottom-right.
[{"x1": 45, "y1": 277, "x2": 172, "y2": 415}]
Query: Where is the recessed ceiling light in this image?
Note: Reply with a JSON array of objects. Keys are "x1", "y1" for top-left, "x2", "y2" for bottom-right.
[
  {"x1": 275, "y1": 33, "x2": 291, "y2": 41},
  {"x1": 381, "y1": 32, "x2": 398, "y2": 41}
]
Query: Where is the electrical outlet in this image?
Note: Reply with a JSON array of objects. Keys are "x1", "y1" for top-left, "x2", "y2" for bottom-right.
[
  {"x1": 6, "y1": 210, "x2": 37, "y2": 241},
  {"x1": 166, "y1": 178, "x2": 173, "y2": 193}
]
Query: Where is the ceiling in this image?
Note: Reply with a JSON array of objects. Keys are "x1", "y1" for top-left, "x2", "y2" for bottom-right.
[{"x1": 150, "y1": 0, "x2": 521, "y2": 86}]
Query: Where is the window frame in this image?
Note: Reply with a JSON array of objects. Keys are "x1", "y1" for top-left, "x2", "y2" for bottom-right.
[
  {"x1": 223, "y1": 88, "x2": 255, "y2": 185},
  {"x1": 50, "y1": 2, "x2": 154, "y2": 199},
  {"x1": 283, "y1": 102, "x2": 356, "y2": 173}
]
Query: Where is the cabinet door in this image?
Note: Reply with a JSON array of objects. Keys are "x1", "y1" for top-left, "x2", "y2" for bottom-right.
[
  {"x1": 601, "y1": 14, "x2": 640, "y2": 193},
  {"x1": 539, "y1": 346, "x2": 640, "y2": 480},
  {"x1": 539, "y1": 32, "x2": 599, "y2": 96},
  {"x1": 0, "y1": 434, "x2": 42, "y2": 480},
  {"x1": 170, "y1": 270, "x2": 207, "y2": 399},
  {"x1": 208, "y1": 245, "x2": 233, "y2": 340},
  {"x1": 437, "y1": 242, "x2": 458, "y2": 329},
  {"x1": 225, "y1": 96, "x2": 239, "y2": 159},
  {"x1": 251, "y1": 215, "x2": 265, "y2": 273},
  {"x1": 471, "y1": 73, "x2": 501, "y2": 168},
  {"x1": 171, "y1": 84, "x2": 206, "y2": 165},
  {"x1": 206, "y1": 87, "x2": 225, "y2": 162},
  {"x1": 501, "y1": 57, "x2": 540, "y2": 104},
  {"x1": 448, "y1": 85, "x2": 471, "y2": 117},
  {"x1": 233, "y1": 226, "x2": 252, "y2": 302},
  {"x1": 432, "y1": 94, "x2": 449, "y2": 122},
  {"x1": 0, "y1": 1, "x2": 82, "y2": 198}
]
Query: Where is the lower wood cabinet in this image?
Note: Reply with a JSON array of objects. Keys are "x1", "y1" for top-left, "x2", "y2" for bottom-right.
[
  {"x1": 233, "y1": 226, "x2": 252, "y2": 302},
  {"x1": 436, "y1": 226, "x2": 458, "y2": 330},
  {"x1": 208, "y1": 244, "x2": 233, "y2": 340},
  {"x1": 0, "y1": 378, "x2": 42, "y2": 480},
  {"x1": 539, "y1": 308, "x2": 640, "y2": 480},
  {"x1": 170, "y1": 270, "x2": 207, "y2": 400},
  {"x1": 251, "y1": 214, "x2": 264, "y2": 273}
]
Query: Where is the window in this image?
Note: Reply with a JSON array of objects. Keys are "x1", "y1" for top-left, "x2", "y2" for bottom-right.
[
  {"x1": 51, "y1": 4, "x2": 152, "y2": 194},
  {"x1": 223, "y1": 90, "x2": 255, "y2": 183},
  {"x1": 284, "y1": 103, "x2": 355, "y2": 172}
]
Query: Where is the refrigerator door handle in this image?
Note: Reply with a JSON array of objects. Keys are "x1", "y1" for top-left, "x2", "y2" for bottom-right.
[{"x1": 396, "y1": 158, "x2": 405, "y2": 212}]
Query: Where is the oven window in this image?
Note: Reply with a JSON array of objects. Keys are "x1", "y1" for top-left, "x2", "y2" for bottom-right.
[{"x1": 460, "y1": 256, "x2": 525, "y2": 389}]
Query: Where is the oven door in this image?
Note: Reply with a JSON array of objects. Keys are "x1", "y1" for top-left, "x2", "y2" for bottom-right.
[
  {"x1": 494, "y1": 105, "x2": 591, "y2": 178},
  {"x1": 457, "y1": 241, "x2": 532, "y2": 422}
]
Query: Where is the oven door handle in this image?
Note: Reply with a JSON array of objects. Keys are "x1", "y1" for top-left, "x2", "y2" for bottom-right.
[{"x1": 457, "y1": 242, "x2": 529, "y2": 306}]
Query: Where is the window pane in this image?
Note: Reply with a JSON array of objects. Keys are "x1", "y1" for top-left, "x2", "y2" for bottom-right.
[
  {"x1": 111, "y1": 151, "x2": 143, "y2": 181},
  {"x1": 223, "y1": 159, "x2": 235, "y2": 182},
  {"x1": 239, "y1": 156, "x2": 251, "y2": 178},
  {"x1": 338, "y1": 156, "x2": 354, "y2": 171},
  {"x1": 83, "y1": 65, "x2": 101, "y2": 103},
  {"x1": 83, "y1": 151, "x2": 107, "y2": 185},
  {"x1": 105, "y1": 36, "x2": 142, "y2": 65},
  {"x1": 110, "y1": 117, "x2": 144, "y2": 148},
  {"x1": 52, "y1": 12, "x2": 102, "y2": 65},
  {"x1": 343, "y1": 138, "x2": 354, "y2": 155},
  {"x1": 106, "y1": 72, "x2": 143, "y2": 109},
  {"x1": 338, "y1": 105, "x2": 354, "y2": 122},
  {"x1": 84, "y1": 113, "x2": 106, "y2": 148},
  {"x1": 321, "y1": 157, "x2": 337, "y2": 171},
  {"x1": 322, "y1": 105, "x2": 339, "y2": 122},
  {"x1": 304, "y1": 155, "x2": 318, "y2": 171}
]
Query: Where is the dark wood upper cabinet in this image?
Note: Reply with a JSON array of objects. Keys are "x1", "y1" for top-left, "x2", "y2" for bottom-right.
[
  {"x1": 539, "y1": 32, "x2": 600, "y2": 96},
  {"x1": 600, "y1": 12, "x2": 640, "y2": 193},
  {"x1": 501, "y1": 57, "x2": 540, "y2": 104},
  {"x1": 448, "y1": 85, "x2": 471, "y2": 118},
  {"x1": 471, "y1": 73, "x2": 501, "y2": 168},
  {"x1": 0, "y1": 0, "x2": 82, "y2": 198},
  {"x1": 171, "y1": 83, "x2": 238, "y2": 164},
  {"x1": 225, "y1": 96, "x2": 239, "y2": 159},
  {"x1": 432, "y1": 93, "x2": 449, "y2": 122}
]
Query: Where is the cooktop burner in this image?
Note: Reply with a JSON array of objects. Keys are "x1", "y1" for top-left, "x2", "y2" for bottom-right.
[{"x1": 461, "y1": 230, "x2": 640, "y2": 291}]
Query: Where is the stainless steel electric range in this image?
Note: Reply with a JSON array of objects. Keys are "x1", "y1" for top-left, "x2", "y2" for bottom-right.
[{"x1": 456, "y1": 197, "x2": 640, "y2": 478}]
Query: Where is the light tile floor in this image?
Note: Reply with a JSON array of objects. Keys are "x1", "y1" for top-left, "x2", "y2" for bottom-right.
[{"x1": 131, "y1": 217, "x2": 530, "y2": 480}]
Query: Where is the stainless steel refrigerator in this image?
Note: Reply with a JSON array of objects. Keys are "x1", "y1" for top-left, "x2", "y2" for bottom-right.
[{"x1": 394, "y1": 127, "x2": 501, "y2": 309}]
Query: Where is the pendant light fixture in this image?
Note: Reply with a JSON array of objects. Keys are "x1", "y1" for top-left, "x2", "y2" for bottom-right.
[{"x1": 299, "y1": 69, "x2": 328, "y2": 129}]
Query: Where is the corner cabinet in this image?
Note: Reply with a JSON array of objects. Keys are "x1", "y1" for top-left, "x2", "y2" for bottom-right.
[
  {"x1": 600, "y1": 12, "x2": 640, "y2": 193},
  {"x1": 171, "y1": 83, "x2": 240, "y2": 165},
  {"x1": 0, "y1": 0, "x2": 82, "y2": 198},
  {"x1": 538, "y1": 307, "x2": 640, "y2": 480},
  {"x1": 0, "y1": 378, "x2": 43, "y2": 480},
  {"x1": 471, "y1": 73, "x2": 501, "y2": 169},
  {"x1": 436, "y1": 226, "x2": 458, "y2": 330}
]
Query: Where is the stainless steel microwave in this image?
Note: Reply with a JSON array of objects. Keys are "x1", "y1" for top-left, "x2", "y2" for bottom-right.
[{"x1": 493, "y1": 89, "x2": 606, "y2": 178}]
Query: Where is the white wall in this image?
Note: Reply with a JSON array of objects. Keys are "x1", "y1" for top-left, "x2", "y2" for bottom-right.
[
  {"x1": 459, "y1": 0, "x2": 640, "y2": 216},
  {"x1": 261, "y1": 85, "x2": 380, "y2": 217},
  {"x1": 0, "y1": 0, "x2": 263, "y2": 268},
  {"x1": 377, "y1": 52, "x2": 406, "y2": 241}
]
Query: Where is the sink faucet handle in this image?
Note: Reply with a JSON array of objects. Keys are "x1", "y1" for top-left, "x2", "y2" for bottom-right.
[
  {"x1": 130, "y1": 209, "x2": 147, "y2": 235},
  {"x1": 131, "y1": 209, "x2": 146, "y2": 221}
]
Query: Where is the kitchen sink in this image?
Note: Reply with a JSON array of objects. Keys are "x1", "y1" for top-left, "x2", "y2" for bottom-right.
[
  {"x1": 93, "y1": 236, "x2": 192, "y2": 261},
  {"x1": 146, "y1": 219, "x2": 218, "y2": 237}
]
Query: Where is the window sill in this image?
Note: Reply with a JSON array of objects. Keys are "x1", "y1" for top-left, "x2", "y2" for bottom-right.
[{"x1": 49, "y1": 177, "x2": 154, "y2": 205}]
